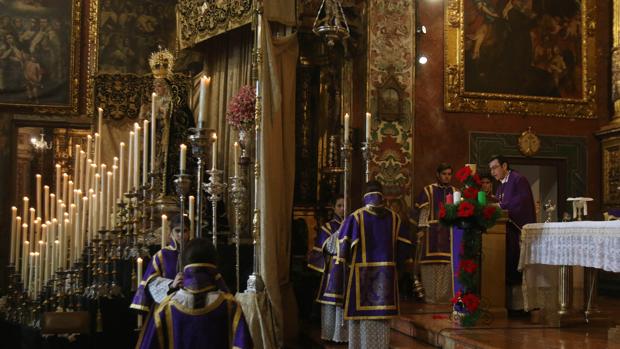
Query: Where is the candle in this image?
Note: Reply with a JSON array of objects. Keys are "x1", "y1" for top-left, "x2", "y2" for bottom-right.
[
  {"x1": 62, "y1": 173, "x2": 68, "y2": 203},
  {"x1": 119, "y1": 142, "x2": 125, "y2": 198},
  {"x1": 22, "y1": 236, "x2": 29, "y2": 283},
  {"x1": 28, "y1": 252, "x2": 34, "y2": 293},
  {"x1": 211, "y1": 134, "x2": 217, "y2": 170},
  {"x1": 90, "y1": 193, "x2": 96, "y2": 243},
  {"x1": 234, "y1": 142, "x2": 239, "y2": 177},
  {"x1": 134, "y1": 124, "x2": 140, "y2": 189},
  {"x1": 94, "y1": 133, "x2": 100, "y2": 168},
  {"x1": 50, "y1": 194, "x2": 56, "y2": 220},
  {"x1": 106, "y1": 171, "x2": 112, "y2": 229},
  {"x1": 99, "y1": 192, "x2": 105, "y2": 230},
  {"x1": 15, "y1": 217, "x2": 22, "y2": 271},
  {"x1": 74, "y1": 144, "x2": 80, "y2": 187},
  {"x1": 365, "y1": 112, "x2": 372, "y2": 142},
  {"x1": 63, "y1": 218, "x2": 70, "y2": 268},
  {"x1": 36, "y1": 174, "x2": 42, "y2": 215},
  {"x1": 128, "y1": 131, "x2": 134, "y2": 191},
  {"x1": 94, "y1": 173, "x2": 100, "y2": 198},
  {"x1": 112, "y1": 165, "x2": 118, "y2": 225},
  {"x1": 85, "y1": 160, "x2": 92, "y2": 192},
  {"x1": 29, "y1": 208, "x2": 35, "y2": 251},
  {"x1": 98, "y1": 107, "x2": 104, "y2": 133},
  {"x1": 453, "y1": 191, "x2": 462, "y2": 203},
  {"x1": 180, "y1": 144, "x2": 187, "y2": 173},
  {"x1": 188, "y1": 196, "x2": 195, "y2": 239},
  {"x1": 81, "y1": 196, "x2": 88, "y2": 249},
  {"x1": 478, "y1": 190, "x2": 487, "y2": 206},
  {"x1": 22, "y1": 196, "x2": 29, "y2": 221},
  {"x1": 80, "y1": 150, "x2": 86, "y2": 190},
  {"x1": 35, "y1": 218, "x2": 41, "y2": 247},
  {"x1": 344, "y1": 113, "x2": 350, "y2": 144},
  {"x1": 151, "y1": 93, "x2": 157, "y2": 172},
  {"x1": 143, "y1": 119, "x2": 149, "y2": 185},
  {"x1": 100, "y1": 164, "x2": 106, "y2": 192},
  {"x1": 67, "y1": 180, "x2": 74, "y2": 207},
  {"x1": 446, "y1": 193, "x2": 453, "y2": 204},
  {"x1": 88, "y1": 192, "x2": 94, "y2": 243},
  {"x1": 86, "y1": 135, "x2": 92, "y2": 160},
  {"x1": 55, "y1": 164, "x2": 61, "y2": 199},
  {"x1": 44, "y1": 225, "x2": 50, "y2": 282},
  {"x1": 43, "y1": 186, "x2": 49, "y2": 222},
  {"x1": 198, "y1": 75, "x2": 210, "y2": 128},
  {"x1": 137, "y1": 257, "x2": 144, "y2": 328},
  {"x1": 10, "y1": 207, "x2": 17, "y2": 264},
  {"x1": 53, "y1": 240, "x2": 59, "y2": 277},
  {"x1": 161, "y1": 215, "x2": 168, "y2": 248}
]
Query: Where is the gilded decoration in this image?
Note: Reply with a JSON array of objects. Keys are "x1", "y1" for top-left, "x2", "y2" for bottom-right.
[
  {"x1": 0, "y1": 0, "x2": 82, "y2": 114},
  {"x1": 444, "y1": 0, "x2": 597, "y2": 119},
  {"x1": 602, "y1": 137, "x2": 620, "y2": 207},
  {"x1": 176, "y1": 0, "x2": 253, "y2": 50},
  {"x1": 367, "y1": 0, "x2": 414, "y2": 206}
]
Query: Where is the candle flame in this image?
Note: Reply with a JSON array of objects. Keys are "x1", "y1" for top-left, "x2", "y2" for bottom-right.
[{"x1": 98, "y1": 107, "x2": 103, "y2": 112}]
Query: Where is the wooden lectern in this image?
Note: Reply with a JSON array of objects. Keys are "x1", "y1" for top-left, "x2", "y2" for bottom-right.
[{"x1": 480, "y1": 210, "x2": 508, "y2": 319}]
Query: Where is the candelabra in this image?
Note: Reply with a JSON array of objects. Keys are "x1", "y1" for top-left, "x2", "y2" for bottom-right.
[
  {"x1": 205, "y1": 168, "x2": 227, "y2": 249},
  {"x1": 174, "y1": 173, "x2": 192, "y2": 271},
  {"x1": 229, "y1": 174, "x2": 247, "y2": 291},
  {"x1": 543, "y1": 200, "x2": 556, "y2": 223},
  {"x1": 341, "y1": 142, "x2": 352, "y2": 216},
  {"x1": 361, "y1": 139, "x2": 376, "y2": 182},
  {"x1": 188, "y1": 127, "x2": 217, "y2": 239}
]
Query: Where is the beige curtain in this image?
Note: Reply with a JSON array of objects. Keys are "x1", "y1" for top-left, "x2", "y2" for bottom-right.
[
  {"x1": 259, "y1": 23, "x2": 299, "y2": 346},
  {"x1": 264, "y1": 1, "x2": 297, "y2": 26}
]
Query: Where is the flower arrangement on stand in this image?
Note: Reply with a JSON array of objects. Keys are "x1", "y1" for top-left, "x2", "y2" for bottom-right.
[
  {"x1": 226, "y1": 85, "x2": 256, "y2": 158},
  {"x1": 439, "y1": 165, "x2": 501, "y2": 327}
]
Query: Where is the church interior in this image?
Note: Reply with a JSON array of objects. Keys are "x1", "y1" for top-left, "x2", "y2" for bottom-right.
[{"x1": 0, "y1": 0, "x2": 619, "y2": 348}]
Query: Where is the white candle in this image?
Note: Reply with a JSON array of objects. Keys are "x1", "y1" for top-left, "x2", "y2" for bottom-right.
[
  {"x1": 74, "y1": 144, "x2": 80, "y2": 187},
  {"x1": 365, "y1": 112, "x2": 372, "y2": 142},
  {"x1": 453, "y1": 191, "x2": 462, "y2": 203},
  {"x1": 15, "y1": 217, "x2": 22, "y2": 271},
  {"x1": 81, "y1": 196, "x2": 88, "y2": 249},
  {"x1": 35, "y1": 174, "x2": 42, "y2": 216},
  {"x1": 344, "y1": 113, "x2": 350, "y2": 144},
  {"x1": 188, "y1": 196, "x2": 195, "y2": 239},
  {"x1": 137, "y1": 257, "x2": 143, "y2": 286},
  {"x1": 55, "y1": 164, "x2": 61, "y2": 199},
  {"x1": 180, "y1": 144, "x2": 187, "y2": 173},
  {"x1": 67, "y1": 180, "x2": 74, "y2": 207},
  {"x1": 63, "y1": 218, "x2": 70, "y2": 268},
  {"x1": 198, "y1": 75, "x2": 210, "y2": 128},
  {"x1": 29, "y1": 208, "x2": 35, "y2": 251},
  {"x1": 151, "y1": 93, "x2": 157, "y2": 172},
  {"x1": 119, "y1": 142, "x2": 125, "y2": 198},
  {"x1": 80, "y1": 151, "x2": 86, "y2": 191},
  {"x1": 211, "y1": 134, "x2": 217, "y2": 170},
  {"x1": 106, "y1": 171, "x2": 112, "y2": 229},
  {"x1": 10, "y1": 207, "x2": 17, "y2": 264},
  {"x1": 28, "y1": 252, "x2": 34, "y2": 293},
  {"x1": 161, "y1": 215, "x2": 168, "y2": 248},
  {"x1": 85, "y1": 160, "x2": 92, "y2": 192},
  {"x1": 53, "y1": 240, "x2": 59, "y2": 277},
  {"x1": 94, "y1": 174, "x2": 100, "y2": 200},
  {"x1": 234, "y1": 142, "x2": 239, "y2": 177},
  {"x1": 43, "y1": 186, "x2": 49, "y2": 222},
  {"x1": 98, "y1": 107, "x2": 104, "y2": 134},
  {"x1": 143, "y1": 119, "x2": 149, "y2": 185},
  {"x1": 112, "y1": 165, "x2": 117, "y2": 225},
  {"x1": 90, "y1": 193, "x2": 96, "y2": 243},
  {"x1": 22, "y1": 196, "x2": 29, "y2": 222},
  {"x1": 86, "y1": 135, "x2": 92, "y2": 160},
  {"x1": 94, "y1": 133, "x2": 100, "y2": 168},
  {"x1": 134, "y1": 124, "x2": 140, "y2": 189},
  {"x1": 22, "y1": 236, "x2": 29, "y2": 283},
  {"x1": 99, "y1": 191, "x2": 105, "y2": 230},
  {"x1": 128, "y1": 131, "x2": 134, "y2": 191},
  {"x1": 44, "y1": 225, "x2": 50, "y2": 282},
  {"x1": 100, "y1": 164, "x2": 106, "y2": 192},
  {"x1": 50, "y1": 194, "x2": 56, "y2": 220},
  {"x1": 62, "y1": 173, "x2": 68, "y2": 204},
  {"x1": 35, "y1": 217, "x2": 41, "y2": 247}
]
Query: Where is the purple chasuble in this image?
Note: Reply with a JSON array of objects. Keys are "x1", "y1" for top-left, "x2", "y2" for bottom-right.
[
  {"x1": 307, "y1": 217, "x2": 347, "y2": 305},
  {"x1": 412, "y1": 184, "x2": 456, "y2": 263},
  {"x1": 131, "y1": 241, "x2": 179, "y2": 349},
  {"x1": 496, "y1": 170, "x2": 536, "y2": 285},
  {"x1": 338, "y1": 193, "x2": 413, "y2": 320},
  {"x1": 154, "y1": 264, "x2": 252, "y2": 349}
]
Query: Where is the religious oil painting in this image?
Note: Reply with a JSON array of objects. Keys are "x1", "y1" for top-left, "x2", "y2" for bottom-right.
[
  {"x1": 0, "y1": 0, "x2": 80, "y2": 112},
  {"x1": 444, "y1": 0, "x2": 597, "y2": 118},
  {"x1": 96, "y1": 0, "x2": 176, "y2": 74}
]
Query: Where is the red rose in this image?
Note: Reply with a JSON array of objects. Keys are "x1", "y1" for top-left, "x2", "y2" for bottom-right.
[
  {"x1": 463, "y1": 186, "x2": 479, "y2": 199},
  {"x1": 472, "y1": 173, "x2": 481, "y2": 186},
  {"x1": 455, "y1": 166, "x2": 472, "y2": 182},
  {"x1": 459, "y1": 259, "x2": 478, "y2": 274},
  {"x1": 461, "y1": 293, "x2": 480, "y2": 312},
  {"x1": 439, "y1": 202, "x2": 446, "y2": 219},
  {"x1": 483, "y1": 205, "x2": 497, "y2": 220},
  {"x1": 457, "y1": 201, "x2": 475, "y2": 217},
  {"x1": 451, "y1": 290, "x2": 462, "y2": 305}
]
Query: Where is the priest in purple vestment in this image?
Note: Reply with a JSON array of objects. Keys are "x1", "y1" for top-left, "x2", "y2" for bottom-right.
[
  {"x1": 307, "y1": 195, "x2": 348, "y2": 342},
  {"x1": 338, "y1": 181, "x2": 413, "y2": 349},
  {"x1": 489, "y1": 155, "x2": 536, "y2": 311},
  {"x1": 154, "y1": 238, "x2": 251, "y2": 349},
  {"x1": 131, "y1": 214, "x2": 189, "y2": 349},
  {"x1": 411, "y1": 163, "x2": 457, "y2": 304}
]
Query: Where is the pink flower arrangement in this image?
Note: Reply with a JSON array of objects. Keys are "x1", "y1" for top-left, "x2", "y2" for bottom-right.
[{"x1": 226, "y1": 85, "x2": 256, "y2": 130}]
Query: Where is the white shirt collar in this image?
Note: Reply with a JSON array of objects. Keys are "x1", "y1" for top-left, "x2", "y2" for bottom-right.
[{"x1": 500, "y1": 170, "x2": 511, "y2": 184}]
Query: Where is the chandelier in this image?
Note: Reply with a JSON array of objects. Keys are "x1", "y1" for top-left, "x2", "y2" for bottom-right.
[
  {"x1": 313, "y1": 0, "x2": 350, "y2": 46},
  {"x1": 30, "y1": 133, "x2": 51, "y2": 152}
]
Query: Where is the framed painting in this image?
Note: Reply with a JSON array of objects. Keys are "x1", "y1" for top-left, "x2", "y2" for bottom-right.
[
  {"x1": 445, "y1": 0, "x2": 597, "y2": 118},
  {"x1": 0, "y1": 0, "x2": 81, "y2": 113}
]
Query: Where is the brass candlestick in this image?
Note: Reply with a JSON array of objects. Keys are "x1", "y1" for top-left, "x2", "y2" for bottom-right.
[{"x1": 205, "y1": 168, "x2": 227, "y2": 249}]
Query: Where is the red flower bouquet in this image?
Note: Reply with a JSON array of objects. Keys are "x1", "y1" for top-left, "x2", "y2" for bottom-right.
[{"x1": 226, "y1": 85, "x2": 256, "y2": 131}]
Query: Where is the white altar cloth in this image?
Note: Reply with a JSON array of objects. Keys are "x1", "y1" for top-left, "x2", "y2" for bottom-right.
[{"x1": 518, "y1": 220, "x2": 620, "y2": 311}]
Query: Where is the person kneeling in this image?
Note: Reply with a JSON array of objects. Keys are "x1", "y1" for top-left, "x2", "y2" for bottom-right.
[{"x1": 153, "y1": 238, "x2": 252, "y2": 348}]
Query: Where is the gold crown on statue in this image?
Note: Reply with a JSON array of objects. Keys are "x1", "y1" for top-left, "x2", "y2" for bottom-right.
[{"x1": 148, "y1": 47, "x2": 175, "y2": 79}]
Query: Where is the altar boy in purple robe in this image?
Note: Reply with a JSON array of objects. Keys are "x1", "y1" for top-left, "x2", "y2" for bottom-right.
[
  {"x1": 338, "y1": 181, "x2": 413, "y2": 349},
  {"x1": 489, "y1": 155, "x2": 536, "y2": 311},
  {"x1": 131, "y1": 214, "x2": 189, "y2": 349},
  {"x1": 153, "y1": 238, "x2": 252, "y2": 349}
]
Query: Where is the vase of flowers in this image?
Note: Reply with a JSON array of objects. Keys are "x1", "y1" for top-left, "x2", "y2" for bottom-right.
[
  {"x1": 226, "y1": 85, "x2": 256, "y2": 159},
  {"x1": 439, "y1": 165, "x2": 500, "y2": 327}
]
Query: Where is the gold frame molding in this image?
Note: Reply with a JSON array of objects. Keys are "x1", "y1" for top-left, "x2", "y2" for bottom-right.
[
  {"x1": 0, "y1": 0, "x2": 82, "y2": 115},
  {"x1": 444, "y1": 0, "x2": 597, "y2": 119}
]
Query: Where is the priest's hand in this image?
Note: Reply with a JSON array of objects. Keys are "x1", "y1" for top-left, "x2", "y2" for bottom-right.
[{"x1": 171, "y1": 272, "x2": 184, "y2": 289}]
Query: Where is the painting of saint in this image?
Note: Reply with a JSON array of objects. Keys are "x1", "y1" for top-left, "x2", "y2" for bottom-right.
[
  {"x1": 463, "y1": 0, "x2": 582, "y2": 98},
  {"x1": 0, "y1": 0, "x2": 74, "y2": 106}
]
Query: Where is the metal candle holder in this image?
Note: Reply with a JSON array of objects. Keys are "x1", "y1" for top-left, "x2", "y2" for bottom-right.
[
  {"x1": 188, "y1": 127, "x2": 217, "y2": 239},
  {"x1": 205, "y1": 168, "x2": 227, "y2": 249},
  {"x1": 361, "y1": 140, "x2": 376, "y2": 182},
  {"x1": 341, "y1": 142, "x2": 352, "y2": 216},
  {"x1": 174, "y1": 173, "x2": 192, "y2": 271},
  {"x1": 229, "y1": 174, "x2": 247, "y2": 291}
]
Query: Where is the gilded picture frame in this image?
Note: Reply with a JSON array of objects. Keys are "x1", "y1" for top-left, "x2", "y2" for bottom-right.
[
  {"x1": 444, "y1": 0, "x2": 597, "y2": 118},
  {"x1": 0, "y1": 0, "x2": 81, "y2": 114}
]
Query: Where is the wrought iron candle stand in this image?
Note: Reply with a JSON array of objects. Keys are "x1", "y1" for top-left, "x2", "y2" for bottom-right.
[
  {"x1": 229, "y1": 173, "x2": 247, "y2": 291},
  {"x1": 205, "y1": 168, "x2": 227, "y2": 249},
  {"x1": 174, "y1": 173, "x2": 192, "y2": 271},
  {"x1": 361, "y1": 140, "x2": 376, "y2": 182},
  {"x1": 189, "y1": 127, "x2": 216, "y2": 239}
]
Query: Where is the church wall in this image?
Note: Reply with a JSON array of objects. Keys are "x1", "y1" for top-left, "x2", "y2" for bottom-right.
[{"x1": 413, "y1": 0, "x2": 612, "y2": 218}]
